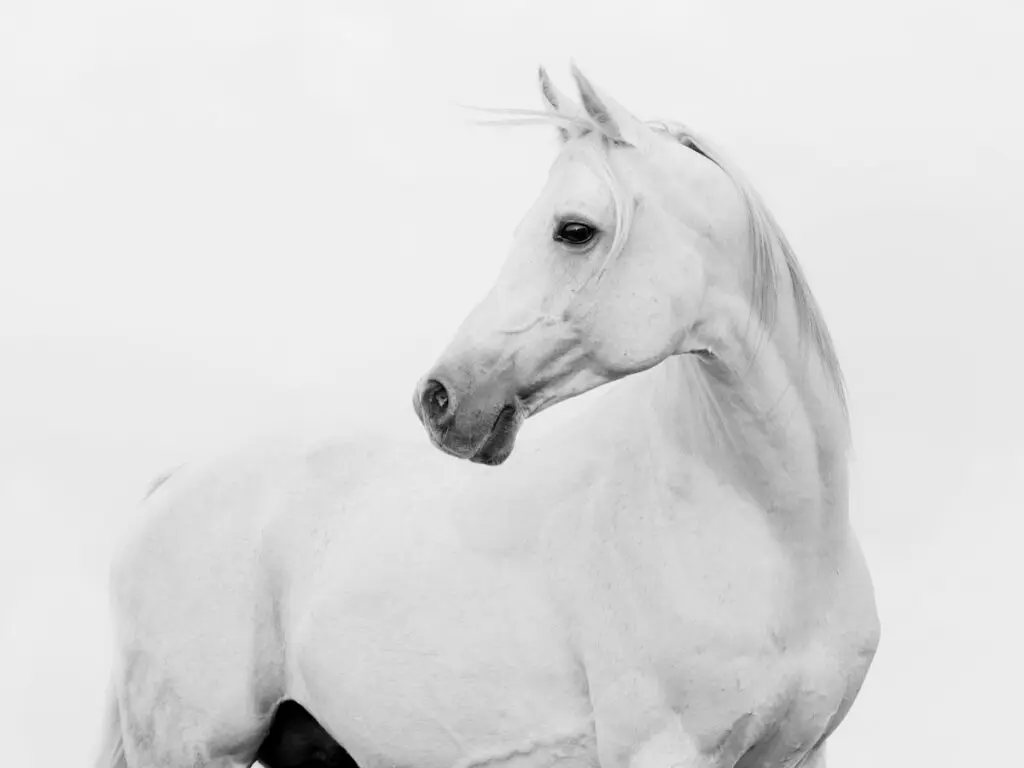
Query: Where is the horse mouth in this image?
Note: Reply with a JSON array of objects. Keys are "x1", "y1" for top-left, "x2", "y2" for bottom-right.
[{"x1": 470, "y1": 405, "x2": 521, "y2": 466}]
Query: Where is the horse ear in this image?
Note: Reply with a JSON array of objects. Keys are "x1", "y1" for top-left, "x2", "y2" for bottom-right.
[
  {"x1": 538, "y1": 66, "x2": 583, "y2": 143},
  {"x1": 570, "y1": 63, "x2": 646, "y2": 147}
]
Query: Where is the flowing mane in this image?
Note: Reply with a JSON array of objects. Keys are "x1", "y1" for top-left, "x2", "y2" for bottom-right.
[
  {"x1": 472, "y1": 107, "x2": 848, "y2": 421},
  {"x1": 647, "y1": 120, "x2": 847, "y2": 419}
]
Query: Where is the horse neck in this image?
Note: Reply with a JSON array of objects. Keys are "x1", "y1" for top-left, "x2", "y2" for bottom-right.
[{"x1": 634, "y1": 280, "x2": 851, "y2": 557}]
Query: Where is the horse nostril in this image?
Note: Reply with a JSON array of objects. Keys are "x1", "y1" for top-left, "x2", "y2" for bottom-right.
[{"x1": 422, "y1": 379, "x2": 453, "y2": 425}]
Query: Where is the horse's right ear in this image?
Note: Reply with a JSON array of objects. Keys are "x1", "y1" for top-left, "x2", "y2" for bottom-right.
[{"x1": 538, "y1": 66, "x2": 583, "y2": 143}]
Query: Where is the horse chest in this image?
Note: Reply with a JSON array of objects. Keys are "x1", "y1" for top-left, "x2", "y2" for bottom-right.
[
  {"x1": 546, "y1": 468, "x2": 872, "y2": 767},
  {"x1": 568, "y1": 576, "x2": 866, "y2": 768}
]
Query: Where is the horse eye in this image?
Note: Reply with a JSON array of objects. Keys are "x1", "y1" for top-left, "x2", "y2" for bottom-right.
[{"x1": 554, "y1": 221, "x2": 597, "y2": 246}]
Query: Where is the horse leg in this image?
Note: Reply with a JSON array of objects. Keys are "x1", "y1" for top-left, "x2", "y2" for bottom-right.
[
  {"x1": 109, "y1": 671, "x2": 358, "y2": 768},
  {"x1": 104, "y1": 462, "x2": 291, "y2": 767},
  {"x1": 624, "y1": 719, "x2": 715, "y2": 768},
  {"x1": 592, "y1": 676, "x2": 743, "y2": 768},
  {"x1": 109, "y1": 647, "x2": 273, "y2": 768},
  {"x1": 627, "y1": 724, "x2": 826, "y2": 768}
]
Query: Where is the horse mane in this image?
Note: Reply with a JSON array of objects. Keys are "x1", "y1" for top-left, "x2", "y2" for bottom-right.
[
  {"x1": 646, "y1": 120, "x2": 847, "y2": 418},
  {"x1": 470, "y1": 107, "x2": 848, "y2": 420}
]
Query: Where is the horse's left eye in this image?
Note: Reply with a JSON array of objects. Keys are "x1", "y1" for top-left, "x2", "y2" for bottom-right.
[{"x1": 554, "y1": 221, "x2": 597, "y2": 246}]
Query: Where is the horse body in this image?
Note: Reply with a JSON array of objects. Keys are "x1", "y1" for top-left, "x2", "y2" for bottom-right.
[
  {"x1": 291, "y1": 361, "x2": 876, "y2": 768},
  {"x1": 98, "y1": 66, "x2": 879, "y2": 768},
  {"x1": 107, "y1": 360, "x2": 875, "y2": 768}
]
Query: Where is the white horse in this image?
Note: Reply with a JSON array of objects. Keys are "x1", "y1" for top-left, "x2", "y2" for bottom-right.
[{"x1": 96, "y1": 65, "x2": 880, "y2": 768}]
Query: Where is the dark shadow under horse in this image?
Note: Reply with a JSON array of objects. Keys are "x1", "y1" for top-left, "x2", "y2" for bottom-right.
[{"x1": 256, "y1": 700, "x2": 357, "y2": 768}]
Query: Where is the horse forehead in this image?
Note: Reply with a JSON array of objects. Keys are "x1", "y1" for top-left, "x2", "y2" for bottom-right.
[
  {"x1": 549, "y1": 146, "x2": 603, "y2": 187},
  {"x1": 541, "y1": 147, "x2": 617, "y2": 212}
]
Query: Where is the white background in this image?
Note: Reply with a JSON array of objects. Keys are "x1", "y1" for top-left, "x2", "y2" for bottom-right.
[{"x1": 2, "y1": 1, "x2": 1022, "y2": 766}]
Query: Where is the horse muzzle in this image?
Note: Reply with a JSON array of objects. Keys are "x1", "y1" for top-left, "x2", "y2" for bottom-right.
[{"x1": 412, "y1": 371, "x2": 524, "y2": 466}]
